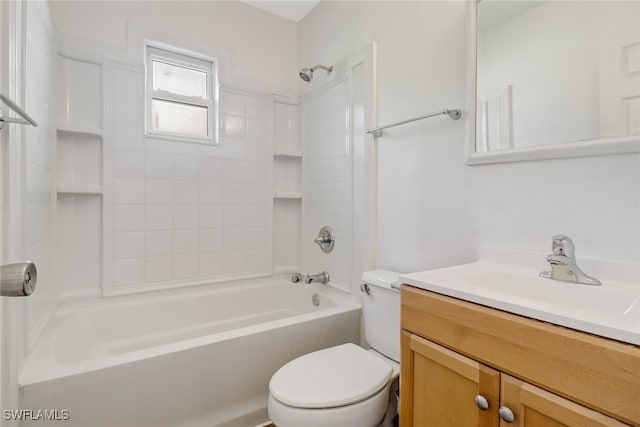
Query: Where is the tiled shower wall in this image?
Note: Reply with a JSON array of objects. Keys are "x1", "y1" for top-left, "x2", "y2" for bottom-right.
[
  {"x1": 23, "y1": 0, "x2": 57, "y2": 341},
  {"x1": 111, "y1": 65, "x2": 272, "y2": 289},
  {"x1": 302, "y1": 77, "x2": 353, "y2": 292}
]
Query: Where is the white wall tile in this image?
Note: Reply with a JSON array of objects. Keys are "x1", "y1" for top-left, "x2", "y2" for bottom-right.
[
  {"x1": 245, "y1": 206, "x2": 268, "y2": 227},
  {"x1": 145, "y1": 231, "x2": 173, "y2": 257},
  {"x1": 115, "y1": 232, "x2": 145, "y2": 259},
  {"x1": 115, "y1": 178, "x2": 145, "y2": 204},
  {"x1": 145, "y1": 179, "x2": 173, "y2": 205},
  {"x1": 223, "y1": 183, "x2": 244, "y2": 205},
  {"x1": 224, "y1": 228, "x2": 245, "y2": 251},
  {"x1": 109, "y1": 75, "x2": 273, "y2": 289},
  {"x1": 174, "y1": 254, "x2": 199, "y2": 279},
  {"x1": 223, "y1": 251, "x2": 247, "y2": 275},
  {"x1": 174, "y1": 230, "x2": 199, "y2": 255},
  {"x1": 115, "y1": 258, "x2": 145, "y2": 286},
  {"x1": 200, "y1": 206, "x2": 223, "y2": 229},
  {"x1": 246, "y1": 249, "x2": 269, "y2": 272},
  {"x1": 223, "y1": 205, "x2": 245, "y2": 228},
  {"x1": 145, "y1": 153, "x2": 173, "y2": 179},
  {"x1": 246, "y1": 118, "x2": 267, "y2": 141},
  {"x1": 199, "y1": 182, "x2": 223, "y2": 205},
  {"x1": 199, "y1": 157, "x2": 224, "y2": 182},
  {"x1": 246, "y1": 96, "x2": 268, "y2": 119},
  {"x1": 173, "y1": 181, "x2": 199, "y2": 205},
  {"x1": 199, "y1": 253, "x2": 223, "y2": 276},
  {"x1": 144, "y1": 138, "x2": 173, "y2": 154},
  {"x1": 174, "y1": 205, "x2": 199, "y2": 230},
  {"x1": 243, "y1": 184, "x2": 266, "y2": 205},
  {"x1": 199, "y1": 229, "x2": 223, "y2": 253},
  {"x1": 114, "y1": 123, "x2": 144, "y2": 152},
  {"x1": 221, "y1": 92, "x2": 246, "y2": 116},
  {"x1": 145, "y1": 205, "x2": 173, "y2": 230},
  {"x1": 115, "y1": 150, "x2": 145, "y2": 178},
  {"x1": 145, "y1": 256, "x2": 173, "y2": 282},
  {"x1": 115, "y1": 205, "x2": 145, "y2": 231},
  {"x1": 245, "y1": 227, "x2": 266, "y2": 250},
  {"x1": 222, "y1": 115, "x2": 246, "y2": 138},
  {"x1": 246, "y1": 141, "x2": 268, "y2": 162},
  {"x1": 173, "y1": 156, "x2": 199, "y2": 181}
]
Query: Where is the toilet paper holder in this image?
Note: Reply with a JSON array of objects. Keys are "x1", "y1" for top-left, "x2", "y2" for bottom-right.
[{"x1": 1, "y1": 261, "x2": 37, "y2": 296}]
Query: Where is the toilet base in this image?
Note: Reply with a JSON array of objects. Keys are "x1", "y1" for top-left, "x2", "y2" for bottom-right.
[{"x1": 268, "y1": 382, "x2": 391, "y2": 427}]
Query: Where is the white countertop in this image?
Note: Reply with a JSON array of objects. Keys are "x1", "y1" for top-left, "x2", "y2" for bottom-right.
[{"x1": 401, "y1": 261, "x2": 640, "y2": 345}]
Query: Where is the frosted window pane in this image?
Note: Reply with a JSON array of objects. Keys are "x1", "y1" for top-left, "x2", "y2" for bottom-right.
[
  {"x1": 151, "y1": 99, "x2": 208, "y2": 138},
  {"x1": 152, "y1": 61, "x2": 207, "y2": 98}
]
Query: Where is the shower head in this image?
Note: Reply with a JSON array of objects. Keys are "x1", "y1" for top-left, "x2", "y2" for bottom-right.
[{"x1": 299, "y1": 64, "x2": 333, "y2": 82}]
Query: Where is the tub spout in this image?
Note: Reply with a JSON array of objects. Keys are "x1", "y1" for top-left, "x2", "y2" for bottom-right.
[{"x1": 304, "y1": 271, "x2": 330, "y2": 285}]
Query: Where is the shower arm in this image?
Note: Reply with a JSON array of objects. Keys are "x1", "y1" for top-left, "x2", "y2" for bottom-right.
[{"x1": 311, "y1": 65, "x2": 333, "y2": 72}]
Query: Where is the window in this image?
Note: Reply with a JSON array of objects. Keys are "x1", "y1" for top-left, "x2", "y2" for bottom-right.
[{"x1": 145, "y1": 43, "x2": 218, "y2": 143}]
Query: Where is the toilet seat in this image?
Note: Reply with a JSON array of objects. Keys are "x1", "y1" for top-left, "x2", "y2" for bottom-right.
[{"x1": 269, "y1": 343, "x2": 393, "y2": 409}]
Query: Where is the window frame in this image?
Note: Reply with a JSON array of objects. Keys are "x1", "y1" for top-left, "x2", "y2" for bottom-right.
[{"x1": 145, "y1": 42, "x2": 219, "y2": 144}]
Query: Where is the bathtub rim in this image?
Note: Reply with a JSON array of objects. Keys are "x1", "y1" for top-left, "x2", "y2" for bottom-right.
[{"x1": 19, "y1": 276, "x2": 361, "y2": 387}]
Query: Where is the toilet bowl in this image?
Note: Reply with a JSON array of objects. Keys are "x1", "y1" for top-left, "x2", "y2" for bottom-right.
[{"x1": 268, "y1": 270, "x2": 401, "y2": 427}]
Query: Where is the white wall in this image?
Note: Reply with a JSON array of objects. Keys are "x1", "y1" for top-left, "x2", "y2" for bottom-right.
[
  {"x1": 49, "y1": 0, "x2": 298, "y2": 96},
  {"x1": 299, "y1": 1, "x2": 640, "y2": 274},
  {"x1": 48, "y1": 1, "x2": 303, "y2": 293},
  {"x1": 299, "y1": 1, "x2": 475, "y2": 274}
]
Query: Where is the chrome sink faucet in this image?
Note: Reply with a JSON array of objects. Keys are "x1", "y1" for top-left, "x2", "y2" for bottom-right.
[{"x1": 539, "y1": 235, "x2": 601, "y2": 286}]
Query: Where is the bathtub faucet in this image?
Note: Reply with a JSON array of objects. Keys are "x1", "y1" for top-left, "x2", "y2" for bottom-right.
[{"x1": 305, "y1": 271, "x2": 330, "y2": 285}]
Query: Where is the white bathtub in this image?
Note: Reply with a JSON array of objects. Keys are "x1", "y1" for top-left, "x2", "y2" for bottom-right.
[{"x1": 20, "y1": 277, "x2": 361, "y2": 427}]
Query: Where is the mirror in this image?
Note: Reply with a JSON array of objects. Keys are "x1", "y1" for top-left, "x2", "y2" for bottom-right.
[{"x1": 468, "y1": 1, "x2": 640, "y2": 164}]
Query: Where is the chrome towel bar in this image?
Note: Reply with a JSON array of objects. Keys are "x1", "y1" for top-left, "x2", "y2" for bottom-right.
[
  {"x1": 366, "y1": 108, "x2": 461, "y2": 137},
  {"x1": 0, "y1": 91, "x2": 38, "y2": 130}
]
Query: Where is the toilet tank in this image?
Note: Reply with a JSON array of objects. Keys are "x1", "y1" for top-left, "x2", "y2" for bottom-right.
[{"x1": 362, "y1": 270, "x2": 401, "y2": 362}]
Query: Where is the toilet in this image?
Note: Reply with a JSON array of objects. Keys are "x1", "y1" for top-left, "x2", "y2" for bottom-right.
[{"x1": 268, "y1": 270, "x2": 401, "y2": 427}]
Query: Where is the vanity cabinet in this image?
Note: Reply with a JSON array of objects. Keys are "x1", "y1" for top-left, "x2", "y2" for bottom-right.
[{"x1": 400, "y1": 285, "x2": 640, "y2": 427}]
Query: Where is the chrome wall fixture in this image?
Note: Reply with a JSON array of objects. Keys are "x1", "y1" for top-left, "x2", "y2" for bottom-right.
[
  {"x1": 314, "y1": 226, "x2": 335, "y2": 253},
  {"x1": 366, "y1": 108, "x2": 461, "y2": 137},
  {"x1": 1, "y1": 261, "x2": 37, "y2": 297},
  {"x1": 299, "y1": 64, "x2": 333, "y2": 82},
  {"x1": 0, "y1": 91, "x2": 38, "y2": 130}
]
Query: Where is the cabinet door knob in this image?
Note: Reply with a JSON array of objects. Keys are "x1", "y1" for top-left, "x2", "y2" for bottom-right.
[
  {"x1": 474, "y1": 395, "x2": 489, "y2": 410},
  {"x1": 499, "y1": 406, "x2": 515, "y2": 423}
]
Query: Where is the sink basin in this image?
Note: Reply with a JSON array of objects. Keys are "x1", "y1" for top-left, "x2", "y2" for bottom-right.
[{"x1": 400, "y1": 262, "x2": 640, "y2": 345}]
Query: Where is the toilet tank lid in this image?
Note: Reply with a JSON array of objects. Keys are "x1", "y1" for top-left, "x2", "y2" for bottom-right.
[{"x1": 361, "y1": 270, "x2": 402, "y2": 290}]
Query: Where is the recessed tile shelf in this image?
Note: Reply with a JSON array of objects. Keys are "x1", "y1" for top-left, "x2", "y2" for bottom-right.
[
  {"x1": 273, "y1": 193, "x2": 303, "y2": 200},
  {"x1": 57, "y1": 126, "x2": 103, "y2": 138},
  {"x1": 274, "y1": 151, "x2": 302, "y2": 158},
  {"x1": 57, "y1": 186, "x2": 104, "y2": 195}
]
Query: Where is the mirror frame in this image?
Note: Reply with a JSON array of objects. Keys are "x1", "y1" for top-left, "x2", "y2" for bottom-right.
[{"x1": 465, "y1": 0, "x2": 640, "y2": 165}]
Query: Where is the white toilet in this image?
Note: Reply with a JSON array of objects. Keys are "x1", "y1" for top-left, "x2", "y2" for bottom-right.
[{"x1": 268, "y1": 270, "x2": 401, "y2": 427}]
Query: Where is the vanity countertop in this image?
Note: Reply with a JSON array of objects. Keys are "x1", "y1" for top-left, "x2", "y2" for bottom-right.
[{"x1": 401, "y1": 262, "x2": 640, "y2": 345}]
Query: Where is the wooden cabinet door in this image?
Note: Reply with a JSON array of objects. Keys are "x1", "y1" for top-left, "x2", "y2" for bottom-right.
[
  {"x1": 500, "y1": 374, "x2": 630, "y2": 427},
  {"x1": 400, "y1": 331, "x2": 500, "y2": 427}
]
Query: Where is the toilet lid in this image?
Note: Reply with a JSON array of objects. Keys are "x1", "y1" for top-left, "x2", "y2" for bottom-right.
[{"x1": 269, "y1": 343, "x2": 393, "y2": 409}]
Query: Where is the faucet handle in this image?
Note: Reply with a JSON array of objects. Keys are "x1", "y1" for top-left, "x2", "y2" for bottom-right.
[{"x1": 551, "y1": 235, "x2": 575, "y2": 257}]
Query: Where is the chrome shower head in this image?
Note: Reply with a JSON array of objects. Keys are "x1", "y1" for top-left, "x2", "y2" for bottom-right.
[
  {"x1": 298, "y1": 64, "x2": 333, "y2": 82},
  {"x1": 299, "y1": 68, "x2": 313, "y2": 82}
]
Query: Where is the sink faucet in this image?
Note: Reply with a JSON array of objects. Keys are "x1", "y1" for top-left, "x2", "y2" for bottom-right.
[
  {"x1": 304, "y1": 271, "x2": 330, "y2": 285},
  {"x1": 539, "y1": 235, "x2": 601, "y2": 286}
]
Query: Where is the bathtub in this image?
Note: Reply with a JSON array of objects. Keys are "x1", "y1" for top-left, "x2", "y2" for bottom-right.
[{"x1": 20, "y1": 277, "x2": 361, "y2": 427}]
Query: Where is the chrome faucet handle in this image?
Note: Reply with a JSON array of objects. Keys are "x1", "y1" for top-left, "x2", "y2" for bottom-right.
[{"x1": 551, "y1": 235, "x2": 575, "y2": 258}]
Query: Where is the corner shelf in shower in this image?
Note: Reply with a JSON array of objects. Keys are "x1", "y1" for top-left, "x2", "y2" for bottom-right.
[
  {"x1": 57, "y1": 126, "x2": 103, "y2": 138},
  {"x1": 57, "y1": 186, "x2": 104, "y2": 195},
  {"x1": 273, "y1": 193, "x2": 302, "y2": 200},
  {"x1": 274, "y1": 151, "x2": 302, "y2": 158}
]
